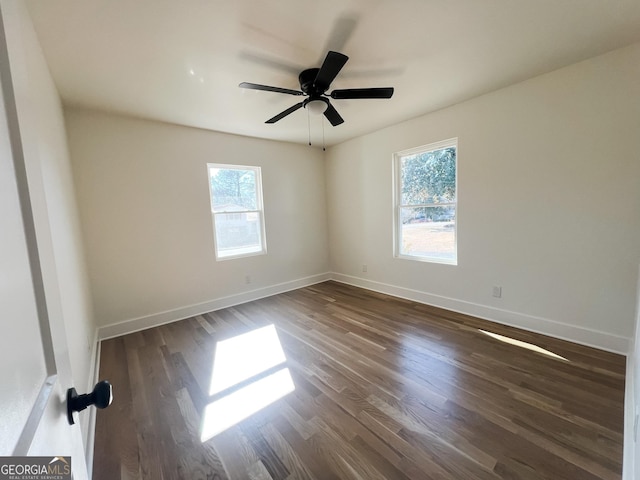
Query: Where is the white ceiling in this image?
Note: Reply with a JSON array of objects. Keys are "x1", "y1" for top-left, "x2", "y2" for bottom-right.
[{"x1": 26, "y1": 0, "x2": 640, "y2": 147}]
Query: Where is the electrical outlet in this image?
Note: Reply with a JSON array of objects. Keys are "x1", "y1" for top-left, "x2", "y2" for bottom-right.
[
  {"x1": 492, "y1": 286, "x2": 502, "y2": 298},
  {"x1": 362, "y1": 264, "x2": 368, "y2": 273},
  {"x1": 245, "y1": 275, "x2": 251, "y2": 284}
]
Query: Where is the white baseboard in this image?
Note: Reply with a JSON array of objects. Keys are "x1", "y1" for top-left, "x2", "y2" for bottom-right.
[
  {"x1": 95, "y1": 270, "x2": 629, "y2": 354},
  {"x1": 97, "y1": 272, "x2": 332, "y2": 340},
  {"x1": 330, "y1": 273, "x2": 630, "y2": 355}
]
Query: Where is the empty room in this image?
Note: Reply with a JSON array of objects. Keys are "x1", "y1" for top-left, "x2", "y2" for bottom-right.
[{"x1": 1, "y1": 0, "x2": 640, "y2": 479}]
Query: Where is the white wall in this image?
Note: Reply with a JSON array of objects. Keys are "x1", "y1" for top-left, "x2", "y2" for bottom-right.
[
  {"x1": 66, "y1": 110, "x2": 330, "y2": 332},
  {"x1": 2, "y1": 0, "x2": 96, "y2": 462},
  {"x1": 326, "y1": 43, "x2": 640, "y2": 353},
  {"x1": 64, "y1": 43, "x2": 639, "y2": 353}
]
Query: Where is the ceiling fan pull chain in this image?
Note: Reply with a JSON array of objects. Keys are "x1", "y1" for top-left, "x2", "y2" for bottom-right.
[
  {"x1": 322, "y1": 117, "x2": 326, "y2": 151},
  {"x1": 307, "y1": 108, "x2": 311, "y2": 146}
]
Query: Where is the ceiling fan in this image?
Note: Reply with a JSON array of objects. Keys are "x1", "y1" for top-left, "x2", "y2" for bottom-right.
[{"x1": 239, "y1": 51, "x2": 394, "y2": 126}]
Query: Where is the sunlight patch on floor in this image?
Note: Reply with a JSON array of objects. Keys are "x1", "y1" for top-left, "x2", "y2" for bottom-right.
[
  {"x1": 200, "y1": 368, "x2": 295, "y2": 441},
  {"x1": 479, "y1": 329, "x2": 568, "y2": 361},
  {"x1": 209, "y1": 324, "x2": 287, "y2": 395},
  {"x1": 201, "y1": 324, "x2": 295, "y2": 441}
]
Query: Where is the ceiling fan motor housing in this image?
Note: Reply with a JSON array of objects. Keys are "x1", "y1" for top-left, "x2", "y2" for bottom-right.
[{"x1": 299, "y1": 68, "x2": 325, "y2": 95}]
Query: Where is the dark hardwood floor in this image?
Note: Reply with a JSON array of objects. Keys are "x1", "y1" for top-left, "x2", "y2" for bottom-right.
[{"x1": 93, "y1": 281, "x2": 626, "y2": 480}]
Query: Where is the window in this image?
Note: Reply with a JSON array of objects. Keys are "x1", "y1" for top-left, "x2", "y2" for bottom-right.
[
  {"x1": 207, "y1": 164, "x2": 266, "y2": 260},
  {"x1": 394, "y1": 138, "x2": 457, "y2": 264}
]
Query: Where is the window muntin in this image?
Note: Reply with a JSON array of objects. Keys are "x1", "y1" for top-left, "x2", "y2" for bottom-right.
[
  {"x1": 208, "y1": 164, "x2": 266, "y2": 260},
  {"x1": 394, "y1": 139, "x2": 457, "y2": 264}
]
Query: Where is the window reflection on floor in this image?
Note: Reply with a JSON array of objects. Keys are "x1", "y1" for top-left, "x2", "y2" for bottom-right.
[
  {"x1": 200, "y1": 324, "x2": 295, "y2": 442},
  {"x1": 479, "y1": 329, "x2": 568, "y2": 362}
]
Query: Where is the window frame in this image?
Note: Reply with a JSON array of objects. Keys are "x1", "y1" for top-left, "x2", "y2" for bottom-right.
[
  {"x1": 393, "y1": 138, "x2": 458, "y2": 265},
  {"x1": 207, "y1": 163, "x2": 267, "y2": 261}
]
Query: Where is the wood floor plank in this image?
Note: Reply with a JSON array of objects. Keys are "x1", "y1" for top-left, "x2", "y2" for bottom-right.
[{"x1": 94, "y1": 281, "x2": 625, "y2": 479}]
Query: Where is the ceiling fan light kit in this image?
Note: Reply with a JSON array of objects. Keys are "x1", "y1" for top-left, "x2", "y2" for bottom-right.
[
  {"x1": 305, "y1": 98, "x2": 328, "y2": 115},
  {"x1": 239, "y1": 51, "x2": 394, "y2": 128}
]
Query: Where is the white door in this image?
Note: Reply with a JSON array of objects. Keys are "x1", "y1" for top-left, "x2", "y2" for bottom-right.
[{"x1": 0, "y1": 3, "x2": 88, "y2": 477}]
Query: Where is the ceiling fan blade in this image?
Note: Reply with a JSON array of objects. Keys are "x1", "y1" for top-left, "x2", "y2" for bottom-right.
[
  {"x1": 239, "y1": 51, "x2": 304, "y2": 76},
  {"x1": 322, "y1": 14, "x2": 359, "y2": 56},
  {"x1": 314, "y1": 51, "x2": 349, "y2": 90},
  {"x1": 330, "y1": 87, "x2": 394, "y2": 99},
  {"x1": 323, "y1": 103, "x2": 344, "y2": 126},
  {"x1": 265, "y1": 102, "x2": 304, "y2": 123},
  {"x1": 239, "y1": 82, "x2": 303, "y2": 96}
]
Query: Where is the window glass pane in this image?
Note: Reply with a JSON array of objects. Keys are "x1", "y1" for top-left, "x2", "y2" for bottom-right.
[
  {"x1": 210, "y1": 168, "x2": 257, "y2": 212},
  {"x1": 208, "y1": 164, "x2": 266, "y2": 260},
  {"x1": 214, "y1": 212, "x2": 262, "y2": 258},
  {"x1": 400, "y1": 146, "x2": 456, "y2": 205},
  {"x1": 400, "y1": 206, "x2": 456, "y2": 261}
]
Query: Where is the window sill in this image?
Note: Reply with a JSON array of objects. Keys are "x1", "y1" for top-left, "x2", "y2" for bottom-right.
[{"x1": 395, "y1": 253, "x2": 457, "y2": 266}]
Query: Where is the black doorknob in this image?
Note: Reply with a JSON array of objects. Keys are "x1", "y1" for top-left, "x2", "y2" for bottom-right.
[{"x1": 67, "y1": 380, "x2": 113, "y2": 425}]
